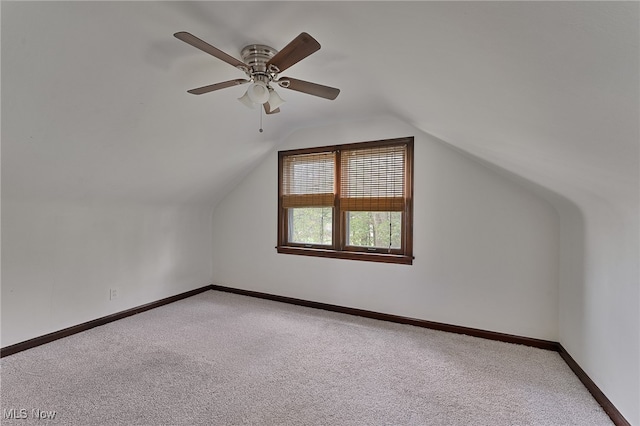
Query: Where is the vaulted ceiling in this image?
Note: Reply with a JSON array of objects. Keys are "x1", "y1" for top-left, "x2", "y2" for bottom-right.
[{"x1": 2, "y1": 1, "x2": 638, "y2": 210}]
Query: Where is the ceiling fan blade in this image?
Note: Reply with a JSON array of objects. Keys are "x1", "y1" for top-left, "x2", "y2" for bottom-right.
[
  {"x1": 187, "y1": 79, "x2": 249, "y2": 95},
  {"x1": 279, "y1": 77, "x2": 340, "y2": 100},
  {"x1": 174, "y1": 32, "x2": 248, "y2": 69},
  {"x1": 264, "y1": 103, "x2": 280, "y2": 115},
  {"x1": 267, "y1": 33, "x2": 321, "y2": 73}
]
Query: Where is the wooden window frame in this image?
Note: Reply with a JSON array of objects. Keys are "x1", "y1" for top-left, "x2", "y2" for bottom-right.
[{"x1": 277, "y1": 137, "x2": 414, "y2": 265}]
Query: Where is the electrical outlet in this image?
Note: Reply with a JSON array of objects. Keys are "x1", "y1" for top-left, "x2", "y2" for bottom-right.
[{"x1": 109, "y1": 288, "x2": 119, "y2": 300}]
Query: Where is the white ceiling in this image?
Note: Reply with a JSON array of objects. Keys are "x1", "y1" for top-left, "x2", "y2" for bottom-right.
[{"x1": 2, "y1": 1, "x2": 638, "y2": 208}]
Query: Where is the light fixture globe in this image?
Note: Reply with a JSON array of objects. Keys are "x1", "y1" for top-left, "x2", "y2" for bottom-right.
[
  {"x1": 238, "y1": 91, "x2": 256, "y2": 109},
  {"x1": 268, "y1": 88, "x2": 285, "y2": 109},
  {"x1": 247, "y1": 81, "x2": 270, "y2": 104}
]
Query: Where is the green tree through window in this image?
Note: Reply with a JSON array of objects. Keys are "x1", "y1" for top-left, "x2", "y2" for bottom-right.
[
  {"x1": 347, "y1": 211, "x2": 402, "y2": 249},
  {"x1": 290, "y1": 207, "x2": 333, "y2": 245}
]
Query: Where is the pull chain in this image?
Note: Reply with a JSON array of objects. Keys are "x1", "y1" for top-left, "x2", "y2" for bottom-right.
[{"x1": 259, "y1": 106, "x2": 264, "y2": 133}]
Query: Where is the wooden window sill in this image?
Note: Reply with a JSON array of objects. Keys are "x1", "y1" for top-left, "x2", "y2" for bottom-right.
[{"x1": 276, "y1": 246, "x2": 413, "y2": 265}]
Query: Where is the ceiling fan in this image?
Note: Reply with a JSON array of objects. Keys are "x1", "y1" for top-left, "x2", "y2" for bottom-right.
[{"x1": 174, "y1": 31, "x2": 340, "y2": 115}]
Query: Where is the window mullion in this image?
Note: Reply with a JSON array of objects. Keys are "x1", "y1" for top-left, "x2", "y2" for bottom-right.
[{"x1": 334, "y1": 149, "x2": 343, "y2": 251}]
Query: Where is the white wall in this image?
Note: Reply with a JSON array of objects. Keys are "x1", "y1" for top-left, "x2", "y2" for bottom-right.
[
  {"x1": 1, "y1": 198, "x2": 213, "y2": 347},
  {"x1": 557, "y1": 196, "x2": 639, "y2": 424},
  {"x1": 212, "y1": 117, "x2": 560, "y2": 340}
]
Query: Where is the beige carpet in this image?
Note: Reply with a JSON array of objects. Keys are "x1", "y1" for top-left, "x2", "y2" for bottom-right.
[{"x1": 1, "y1": 290, "x2": 612, "y2": 425}]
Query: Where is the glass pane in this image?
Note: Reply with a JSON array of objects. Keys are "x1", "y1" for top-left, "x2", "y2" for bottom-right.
[
  {"x1": 288, "y1": 208, "x2": 333, "y2": 245},
  {"x1": 346, "y1": 211, "x2": 401, "y2": 249}
]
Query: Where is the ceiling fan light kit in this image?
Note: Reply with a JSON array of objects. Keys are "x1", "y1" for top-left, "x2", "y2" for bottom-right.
[
  {"x1": 237, "y1": 91, "x2": 257, "y2": 109},
  {"x1": 245, "y1": 80, "x2": 271, "y2": 104},
  {"x1": 174, "y1": 31, "x2": 340, "y2": 119},
  {"x1": 267, "y1": 88, "x2": 285, "y2": 110}
]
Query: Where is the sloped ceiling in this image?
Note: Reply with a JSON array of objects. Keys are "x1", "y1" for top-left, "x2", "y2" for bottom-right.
[{"x1": 2, "y1": 1, "x2": 638, "y2": 209}]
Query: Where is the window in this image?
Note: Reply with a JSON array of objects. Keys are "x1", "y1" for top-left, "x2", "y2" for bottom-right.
[{"x1": 277, "y1": 137, "x2": 413, "y2": 264}]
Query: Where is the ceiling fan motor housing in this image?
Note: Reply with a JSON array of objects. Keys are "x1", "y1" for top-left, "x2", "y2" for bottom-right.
[{"x1": 240, "y1": 44, "x2": 279, "y2": 83}]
